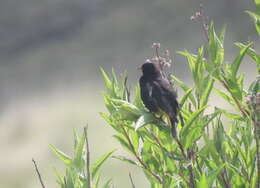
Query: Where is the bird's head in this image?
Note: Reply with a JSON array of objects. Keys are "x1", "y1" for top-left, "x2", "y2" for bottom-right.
[{"x1": 141, "y1": 60, "x2": 160, "y2": 77}]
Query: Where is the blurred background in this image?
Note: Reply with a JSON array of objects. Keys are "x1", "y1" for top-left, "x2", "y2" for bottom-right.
[{"x1": 0, "y1": 0, "x2": 259, "y2": 187}]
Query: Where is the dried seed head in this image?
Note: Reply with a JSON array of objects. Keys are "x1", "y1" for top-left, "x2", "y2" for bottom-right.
[
  {"x1": 145, "y1": 59, "x2": 151, "y2": 63},
  {"x1": 152, "y1": 43, "x2": 161, "y2": 49},
  {"x1": 165, "y1": 50, "x2": 170, "y2": 57},
  {"x1": 190, "y1": 15, "x2": 196, "y2": 21},
  {"x1": 195, "y1": 11, "x2": 201, "y2": 17},
  {"x1": 246, "y1": 95, "x2": 254, "y2": 105}
]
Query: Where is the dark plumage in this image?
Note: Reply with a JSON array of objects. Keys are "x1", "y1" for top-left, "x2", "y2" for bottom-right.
[{"x1": 139, "y1": 62, "x2": 179, "y2": 138}]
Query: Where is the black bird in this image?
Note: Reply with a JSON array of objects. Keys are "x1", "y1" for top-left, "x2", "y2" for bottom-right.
[{"x1": 139, "y1": 61, "x2": 180, "y2": 138}]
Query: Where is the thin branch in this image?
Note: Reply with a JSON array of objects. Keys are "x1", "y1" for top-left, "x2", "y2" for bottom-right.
[
  {"x1": 187, "y1": 165, "x2": 196, "y2": 188},
  {"x1": 175, "y1": 138, "x2": 187, "y2": 159},
  {"x1": 176, "y1": 138, "x2": 196, "y2": 188},
  {"x1": 120, "y1": 125, "x2": 163, "y2": 184},
  {"x1": 146, "y1": 127, "x2": 164, "y2": 151},
  {"x1": 129, "y1": 173, "x2": 136, "y2": 188},
  {"x1": 254, "y1": 124, "x2": 260, "y2": 188},
  {"x1": 195, "y1": 155, "x2": 202, "y2": 175},
  {"x1": 190, "y1": 1, "x2": 209, "y2": 42},
  {"x1": 84, "y1": 126, "x2": 91, "y2": 188},
  {"x1": 220, "y1": 156, "x2": 231, "y2": 188},
  {"x1": 32, "y1": 158, "x2": 46, "y2": 188},
  {"x1": 220, "y1": 79, "x2": 249, "y2": 117},
  {"x1": 124, "y1": 76, "x2": 130, "y2": 102},
  {"x1": 199, "y1": 2, "x2": 209, "y2": 41}
]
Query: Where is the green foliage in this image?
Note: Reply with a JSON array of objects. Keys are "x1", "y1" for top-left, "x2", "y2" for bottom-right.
[
  {"x1": 50, "y1": 2, "x2": 260, "y2": 188},
  {"x1": 100, "y1": 8, "x2": 260, "y2": 188},
  {"x1": 51, "y1": 130, "x2": 115, "y2": 188},
  {"x1": 246, "y1": 0, "x2": 260, "y2": 36}
]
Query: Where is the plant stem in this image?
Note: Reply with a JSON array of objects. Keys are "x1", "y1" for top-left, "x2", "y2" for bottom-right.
[
  {"x1": 84, "y1": 126, "x2": 91, "y2": 188},
  {"x1": 120, "y1": 125, "x2": 163, "y2": 184},
  {"x1": 176, "y1": 138, "x2": 187, "y2": 159},
  {"x1": 221, "y1": 79, "x2": 249, "y2": 117},
  {"x1": 32, "y1": 158, "x2": 46, "y2": 188},
  {"x1": 129, "y1": 173, "x2": 136, "y2": 188},
  {"x1": 176, "y1": 139, "x2": 196, "y2": 188},
  {"x1": 187, "y1": 165, "x2": 196, "y2": 188},
  {"x1": 254, "y1": 124, "x2": 260, "y2": 188}
]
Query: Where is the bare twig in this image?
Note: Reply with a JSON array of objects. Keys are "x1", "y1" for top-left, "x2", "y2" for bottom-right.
[
  {"x1": 84, "y1": 126, "x2": 91, "y2": 188},
  {"x1": 129, "y1": 173, "x2": 136, "y2": 188},
  {"x1": 32, "y1": 158, "x2": 46, "y2": 188}
]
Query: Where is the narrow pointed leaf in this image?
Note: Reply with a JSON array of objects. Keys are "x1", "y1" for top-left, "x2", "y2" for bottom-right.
[
  {"x1": 135, "y1": 113, "x2": 155, "y2": 130},
  {"x1": 50, "y1": 144, "x2": 72, "y2": 165},
  {"x1": 91, "y1": 149, "x2": 116, "y2": 179},
  {"x1": 231, "y1": 43, "x2": 252, "y2": 78}
]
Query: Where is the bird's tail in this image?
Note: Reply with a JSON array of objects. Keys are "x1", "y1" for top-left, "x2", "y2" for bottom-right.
[{"x1": 169, "y1": 114, "x2": 178, "y2": 139}]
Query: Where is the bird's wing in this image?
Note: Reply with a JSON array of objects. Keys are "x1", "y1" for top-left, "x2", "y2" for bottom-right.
[
  {"x1": 139, "y1": 77, "x2": 158, "y2": 112},
  {"x1": 151, "y1": 79, "x2": 179, "y2": 114}
]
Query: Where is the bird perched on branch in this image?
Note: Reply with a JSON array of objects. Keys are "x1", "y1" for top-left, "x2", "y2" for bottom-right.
[{"x1": 139, "y1": 60, "x2": 180, "y2": 138}]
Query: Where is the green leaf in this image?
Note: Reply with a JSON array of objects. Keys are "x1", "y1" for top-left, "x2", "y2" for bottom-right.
[
  {"x1": 249, "y1": 78, "x2": 260, "y2": 94},
  {"x1": 184, "y1": 127, "x2": 201, "y2": 149},
  {"x1": 200, "y1": 76, "x2": 214, "y2": 107},
  {"x1": 113, "y1": 135, "x2": 133, "y2": 154},
  {"x1": 183, "y1": 109, "x2": 221, "y2": 149},
  {"x1": 50, "y1": 144, "x2": 72, "y2": 165},
  {"x1": 129, "y1": 129, "x2": 139, "y2": 151},
  {"x1": 180, "y1": 105, "x2": 207, "y2": 138},
  {"x1": 214, "y1": 89, "x2": 233, "y2": 104},
  {"x1": 213, "y1": 119, "x2": 225, "y2": 152},
  {"x1": 103, "y1": 179, "x2": 113, "y2": 188},
  {"x1": 110, "y1": 99, "x2": 141, "y2": 116},
  {"x1": 255, "y1": 0, "x2": 260, "y2": 14},
  {"x1": 112, "y1": 156, "x2": 138, "y2": 166},
  {"x1": 208, "y1": 164, "x2": 225, "y2": 186},
  {"x1": 208, "y1": 22, "x2": 224, "y2": 69},
  {"x1": 171, "y1": 75, "x2": 196, "y2": 106},
  {"x1": 100, "y1": 68, "x2": 112, "y2": 92},
  {"x1": 198, "y1": 173, "x2": 209, "y2": 188},
  {"x1": 230, "y1": 43, "x2": 253, "y2": 78},
  {"x1": 73, "y1": 133, "x2": 85, "y2": 169},
  {"x1": 235, "y1": 42, "x2": 260, "y2": 73},
  {"x1": 246, "y1": 11, "x2": 260, "y2": 36},
  {"x1": 218, "y1": 25, "x2": 226, "y2": 43},
  {"x1": 93, "y1": 173, "x2": 101, "y2": 188},
  {"x1": 135, "y1": 112, "x2": 156, "y2": 130},
  {"x1": 91, "y1": 149, "x2": 116, "y2": 179},
  {"x1": 201, "y1": 109, "x2": 222, "y2": 128},
  {"x1": 223, "y1": 111, "x2": 245, "y2": 121},
  {"x1": 99, "y1": 112, "x2": 121, "y2": 133},
  {"x1": 224, "y1": 76, "x2": 243, "y2": 100},
  {"x1": 180, "y1": 88, "x2": 193, "y2": 107},
  {"x1": 72, "y1": 129, "x2": 79, "y2": 150},
  {"x1": 178, "y1": 50, "x2": 197, "y2": 82},
  {"x1": 177, "y1": 51, "x2": 197, "y2": 73},
  {"x1": 53, "y1": 168, "x2": 65, "y2": 186}
]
